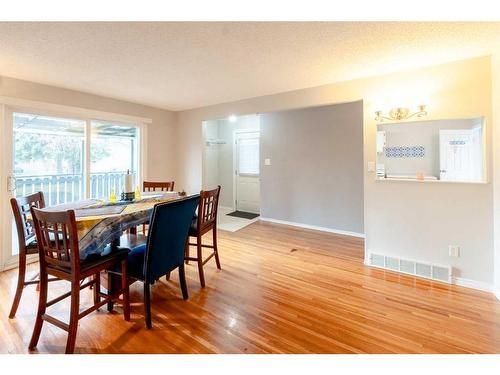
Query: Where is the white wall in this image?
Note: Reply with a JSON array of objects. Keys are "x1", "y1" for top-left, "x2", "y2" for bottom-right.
[{"x1": 175, "y1": 56, "x2": 495, "y2": 290}]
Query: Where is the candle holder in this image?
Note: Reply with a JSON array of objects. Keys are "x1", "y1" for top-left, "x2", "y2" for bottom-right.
[{"x1": 121, "y1": 192, "x2": 135, "y2": 201}]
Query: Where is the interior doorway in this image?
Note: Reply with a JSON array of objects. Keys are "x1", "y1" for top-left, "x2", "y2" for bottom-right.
[{"x1": 202, "y1": 114, "x2": 260, "y2": 231}]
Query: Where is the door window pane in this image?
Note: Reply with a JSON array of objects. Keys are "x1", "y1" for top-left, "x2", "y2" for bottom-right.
[
  {"x1": 90, "y1": 121, "x2": 139, "y2": 199},
  {"x1": 238, "y1": 137, "x2": 260, "y2": 175},
  {"x1": 13, "y1": 113, "x2": 85, "y2": 206}
]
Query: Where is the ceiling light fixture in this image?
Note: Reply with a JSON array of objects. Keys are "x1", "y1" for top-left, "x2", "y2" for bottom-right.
[
  {"x1": 228, "y1": 115, "x2": 237, "y2": 123},
  {"x1": 375, "y1": 105, "x2": 427, "y2": 122}
]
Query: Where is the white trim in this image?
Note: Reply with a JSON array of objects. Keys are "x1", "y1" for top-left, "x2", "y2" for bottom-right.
[
  {"x1": 3, "y1": 254, "x2": 38, "y2": 272},
  {"x1": 494, "y1": 288, "x2": 500, "y2": 301},
  {"x1": 259, "y1": 217, "x2": 365, "y2": 238},
  {"x1": 84, "y1": 120, "x2": 91, "y2": 199},
  {"x1": 0, "y1": 95, "x2": 153, "y2": 125},
  {"x1": 451, "y1": 277, "x2": 494, "y2": 293},
  {"x1": 140, "y1": 122, "x2": 148, "y2": 183}
]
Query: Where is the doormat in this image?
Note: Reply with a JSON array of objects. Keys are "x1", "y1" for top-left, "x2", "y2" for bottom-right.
[{"x1": 227, "y1": 211, "x2": 260, "y2": 220}]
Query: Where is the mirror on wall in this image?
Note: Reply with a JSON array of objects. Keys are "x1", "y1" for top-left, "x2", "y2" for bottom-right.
[{"x1": 376, "y1": 118, "x2": 485, "y2": 183}]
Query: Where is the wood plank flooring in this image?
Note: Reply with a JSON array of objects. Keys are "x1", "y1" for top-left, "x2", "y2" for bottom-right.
[{"x1": 1, "y1": 220, "x2": 500, "y2": 353}]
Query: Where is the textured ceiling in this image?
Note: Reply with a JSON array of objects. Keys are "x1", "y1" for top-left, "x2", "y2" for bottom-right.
[{"x1": 0, "y1": 22, "x2": 500, "y2": 111}]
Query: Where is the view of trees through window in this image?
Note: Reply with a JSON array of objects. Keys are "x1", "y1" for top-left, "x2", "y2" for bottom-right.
[{"x1": 13, "y1": 113, "x2": 139, "y2": 205}]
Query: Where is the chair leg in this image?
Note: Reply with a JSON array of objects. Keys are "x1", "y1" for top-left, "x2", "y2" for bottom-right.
[
  {"x1": 65, "y1": 281, "x2": 80, "y2": 354},
  {"x1": 179, "y1": 264, "x2": 189, "y2": 300},
  {"x1": 31, "y1": 272, "x2": 41, "y2": 291},
  {"x1": 93, "y1": 273, "x2": 100, "y2": 307},
  {"x1": 213, "y1": 227, "x2": 221, "y2": 270},
  {"x1": 28, "y1": 270, "x2": 48, "y2": 350},
  {"x1": 196, "y1": 236, "x2": 205, "y2": 288},
  {"x1": 166, "y1": 272, "x2": 171, "y2": 281},
  {"x1": 9, "y1": 252, "x2": 27, "y2": 319},
  {"x1": 144, "y1": 282, "x2": 152, "y2": 329},
  {"x1": 107, "y1": 272, "x2": 114, "y2": 312},
  {"x1": 121, "y1": 260, "x2": 130, "y2": 322},
  {"x1": 185, "y1": 239, "x2": 190, "y2": 265}
]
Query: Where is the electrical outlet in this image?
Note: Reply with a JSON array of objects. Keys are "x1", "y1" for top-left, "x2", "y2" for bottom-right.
[{"x1": 448, "y1": 245, "x2": 460, "y2": 257}]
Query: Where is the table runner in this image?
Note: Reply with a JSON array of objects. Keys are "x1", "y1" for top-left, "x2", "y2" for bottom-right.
[{"x1": 45, "y1": 192, "x2": 183, "y2": 259}]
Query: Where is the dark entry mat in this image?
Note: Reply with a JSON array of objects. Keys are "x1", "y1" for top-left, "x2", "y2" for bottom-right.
[{"x1": 227, "y1": 211, "x2": 259, "y2": 220}]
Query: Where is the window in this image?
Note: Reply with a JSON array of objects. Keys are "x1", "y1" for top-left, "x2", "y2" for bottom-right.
[
  {"x1": 13, "y1": 113, "x2": 86, "y2": 205},
  {"x1": 12, "y1": 112, "x2": 142, "y2": 204},
  {"x1": 237, "y1": 134, "x2": 260, "y2": 175},
  {"x1": 90, "y1": 121, "x2": 139, "y2": 199}
]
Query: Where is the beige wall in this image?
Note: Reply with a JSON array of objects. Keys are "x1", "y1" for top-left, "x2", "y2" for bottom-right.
[
  {"x1": 0, "y1": 75, "x2": 176, "y2": 181},
  {"x1": 176, "y1": 56, "x2": 495, "y2": 288}
]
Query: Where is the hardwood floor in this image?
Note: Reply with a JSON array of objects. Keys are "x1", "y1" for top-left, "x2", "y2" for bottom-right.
[{"x1": 1, "y1": 220, "x2": 500, "y2": 354}]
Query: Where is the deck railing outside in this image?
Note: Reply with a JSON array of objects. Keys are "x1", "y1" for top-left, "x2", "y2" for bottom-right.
[{"x1": 15, "y1": 171, "x2": 133, "y2": 206}]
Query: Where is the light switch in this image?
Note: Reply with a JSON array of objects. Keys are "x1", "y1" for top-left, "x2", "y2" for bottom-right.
[
  {"x1": 449, "y1": 245, "x2": 460, "y2": 257},
  {"x1": 367, "y1": 161, "x2": 375, "y2": 172},
  {"x1": 264, "y1": 158, "x2": 271, "y2": 166}
]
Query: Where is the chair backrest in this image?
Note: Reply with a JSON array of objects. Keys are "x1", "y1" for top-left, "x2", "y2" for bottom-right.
[
  {"x1": 143, "y1": 195, "x2": 200, "y2": 284},
  {"x1": 30, "y1": 208, "x2": 80, "y2": 272},
  {"x1": 197, "y1": 186, "x2": 221, "y2": 233},
  {"x1": 10, "y1": 192, "x2": 46, "y2": 251},
  {"x1": 143, "y1": 181, "x2": 175, "y2": 192}
]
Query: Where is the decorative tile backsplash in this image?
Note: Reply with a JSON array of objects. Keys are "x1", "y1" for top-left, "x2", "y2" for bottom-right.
[{"x1": 385, "y1": 146, "x2": 425, "y2": 158}]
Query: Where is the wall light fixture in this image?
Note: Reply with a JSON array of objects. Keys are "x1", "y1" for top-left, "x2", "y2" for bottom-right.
[{"x1": 375, "y1": 105, "x2": 427, "y2": 122}]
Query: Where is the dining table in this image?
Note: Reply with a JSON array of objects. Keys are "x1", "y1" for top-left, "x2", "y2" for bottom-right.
[{"x1": 43, "y1": 191, "x2": 187, "y2": 259}]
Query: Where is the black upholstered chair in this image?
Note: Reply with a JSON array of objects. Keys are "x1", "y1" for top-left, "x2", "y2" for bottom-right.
[{"x1": 111, "y1": 195, "x2": 200, "y2": 329}]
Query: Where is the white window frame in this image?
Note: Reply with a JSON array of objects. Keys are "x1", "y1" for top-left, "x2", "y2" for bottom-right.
[{"x1": 0, "y1": 96, "x2": 150, "y2": 271}]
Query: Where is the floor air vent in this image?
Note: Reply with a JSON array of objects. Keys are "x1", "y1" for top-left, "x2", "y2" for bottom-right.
[{"x1": 368, "y1": 253, "x2": 451, "y2": 283}]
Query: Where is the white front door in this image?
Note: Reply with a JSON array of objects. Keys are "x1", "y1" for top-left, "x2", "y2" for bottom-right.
[
  {"x1": 234, "y1": 131, "x2": 260, "y2": 214},
  {"x1": 439, "y1": 129, "x2": 480, "y2": 182}
]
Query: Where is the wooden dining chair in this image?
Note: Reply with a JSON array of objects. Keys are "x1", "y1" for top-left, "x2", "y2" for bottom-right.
[
  {"x1": 8, "y1": 192, "x2": 59, "y2": 319},
  {"x1": 184, "y1": 186, "x2": 221, "y2": 288},
  {"x1": 143, "y1": 181, "x2": 175, "y2": 192},
  {"x1": 139, "y1": 180, "x2": 175, "y2": 234},
  {"x1": 29, "y1": 207, "x2": 130, "y2": 354},
  {"x1": 109, "y1": 195, "x2": 199, "y2": 328}
]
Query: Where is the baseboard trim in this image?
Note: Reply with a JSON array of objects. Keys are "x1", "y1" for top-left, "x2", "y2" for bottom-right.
[
  {"x1": 259, "y1": 217, "x2": 365, "y2": 238},
  {"x1": 452, "y1": 277, "x2": 494, "y2": 293},
  {"x1": 494, "y1": 288, "x2": 500, "y2": 301}
]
